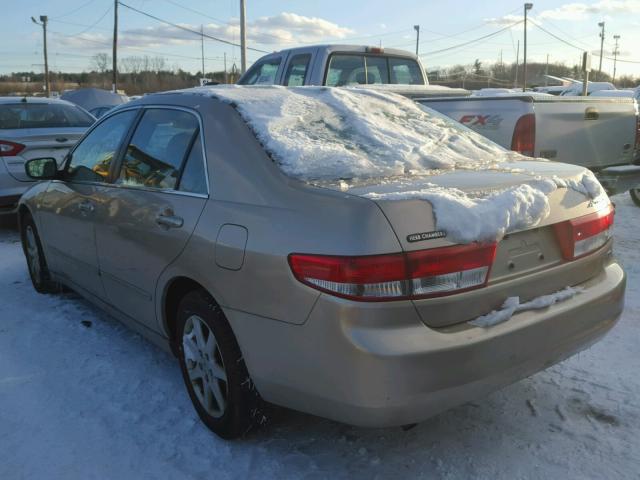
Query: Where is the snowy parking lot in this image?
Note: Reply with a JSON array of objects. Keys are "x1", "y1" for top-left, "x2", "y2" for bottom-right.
[{"x1": 1, "y1": 194, "x2": 638, "y2": 480}]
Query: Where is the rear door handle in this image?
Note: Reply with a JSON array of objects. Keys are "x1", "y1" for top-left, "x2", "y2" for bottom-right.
[
  {"x1": 155, "y1": 211, "x2": 184, "y2": 229},
  {"x1": 78, "y1": 200, "x2": 95, "y2": 214}
]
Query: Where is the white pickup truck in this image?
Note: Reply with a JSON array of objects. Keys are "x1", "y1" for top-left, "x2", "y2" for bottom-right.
[{"x1": 239, "y1": 44, "x2": 640, "y2": 195}]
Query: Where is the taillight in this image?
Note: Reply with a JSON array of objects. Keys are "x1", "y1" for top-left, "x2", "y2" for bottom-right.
[
  {"x1": 635, "y1": 115, "x2": 640, "y2": 150},
  {"x1": 553, "y1": 204, "x2": 614, "y2": 261},
  {"x1": 511, "y1": 113, "x2": 535, "y2": 156},
  {"x1": 288, "y1": 243, "x2": 497, "y2": 302},
  {"x1": 0, "y1": 140, "x2": 25, "y2": 157}
]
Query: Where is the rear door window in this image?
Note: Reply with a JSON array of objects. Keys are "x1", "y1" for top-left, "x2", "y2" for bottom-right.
[
  {"x1": 116, "y1": 109, "x2": 199, "y2": 190},
  {"x1": 238, "y1": 58, "x2": 282, "y2": 85},
  {"x1": 178, "y1": 135, "x2": 207, "y2": 195},
  {"x1": 67, "y1": 109, "x2": 137, "y2": 183},
  {"x1": 283, "y1": 54, "x2": 311, "y2": 86},
  {"x1": 0, "y1": 103, "x2": 94, "y2": 129},
  {"x1": 389, "y1": 58, "x2": 424, "y2": 84}
]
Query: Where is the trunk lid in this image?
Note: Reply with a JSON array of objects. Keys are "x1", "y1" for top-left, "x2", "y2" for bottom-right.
[
  {"x1": 344, "y1": 160, "x2": 612, "y2": 327},
  {"x1": 2, "y1": 127, "x2": 86, "y2": 181}
]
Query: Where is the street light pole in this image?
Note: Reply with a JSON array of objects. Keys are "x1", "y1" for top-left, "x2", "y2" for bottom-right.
[
  {"x1": 240, "y1": 0, "x2": 247, "y2": 74},
  {"x1": 613, "y1": 34, "x2": 620, "y2": 84},
  {"x1": 31, "y1": 16, "x2": 50, "y2": 97},
  {"x1": 414, "y1": 25, "x2": 420, "y2": 56},
  {"x1": 112, "y1": 0, "x2": 118, "y2": 93},
  {"x1": 523, "y1": 3, "x2": 533, "y2": 92},
  {"x1": 598, "y1": 21, "x2": 605, "y2": 80}
]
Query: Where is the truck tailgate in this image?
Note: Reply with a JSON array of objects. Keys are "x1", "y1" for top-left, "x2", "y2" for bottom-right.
[{"x1": 533, "y1": 97, "x2": 637, "y2": 169}]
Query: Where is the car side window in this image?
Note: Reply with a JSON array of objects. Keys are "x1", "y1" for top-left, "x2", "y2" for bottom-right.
[
  {"x1": 67, "y1": 109, "x2": 137, "y2": 183},
  {"x1": 284, "y1": 54, "x2": 311, "y2": 86},
  {"x1": 178, "y1": 135, "x2": 207, "y2": 195},
  {"x1": 116, "y1": 109, "x2": 199, "y2": 190},
  {"x1": 238, "y1": 58, "x2": 282, "y2": 85}
]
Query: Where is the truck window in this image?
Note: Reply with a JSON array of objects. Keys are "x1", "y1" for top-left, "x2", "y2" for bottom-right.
[
  {"x1": 284, "y1": 54, "x2": 311, "y2": 86},
  {"x1": 389, "y1": 58, "x2": 424, "y2": 84},
  {"x1": 238, "y1": 57, "x2": 281, "y2": 85},
  {"x1": 326, "y1": 55, "x2": 366, "y2": 86}
]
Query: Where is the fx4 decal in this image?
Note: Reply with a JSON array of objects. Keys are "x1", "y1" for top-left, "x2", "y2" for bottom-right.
[{"x1": 459, "y1": 114, "x2": 503, "y2": 130}]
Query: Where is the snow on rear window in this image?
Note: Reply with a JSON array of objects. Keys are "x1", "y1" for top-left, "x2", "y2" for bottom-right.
[{"x1": 203, "y1": 85, "x2": 512, "y2": 182}]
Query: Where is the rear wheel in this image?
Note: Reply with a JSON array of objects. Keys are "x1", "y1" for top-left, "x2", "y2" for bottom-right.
[
  {"x1": 20, "y1": 213, "x2": 59, "y2": 294},
  {"x1": 630, "y1": 188, "x2": 640, "y2": 207},
  {"x1": 176, "y1": 290, "x2": 263, "y2": 439}
]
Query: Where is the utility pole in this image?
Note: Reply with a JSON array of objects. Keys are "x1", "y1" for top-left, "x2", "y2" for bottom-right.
[
  {"x1": 112, "y1": 0, "x2": 118, "y2": 92},
  {"x1": 545, "y1": 53, "x2": 549, "y2": 86},
  {"x1": 598, "y1": 21, "x2": 605, "y2": 80},
  {"x1": 514, "y1": 40, "x2": 520, "y2": 88},
  {"x1": 201, "y1": 25, "x2": 205, "y2": 77},
  {"x1": 31, "y1": 16, "x2": 49, "y2": 97},
  {"x1": 612, "y1": 34, "x2": 620, "y2": 84},
  {"x1": 224, "y1": 52, "x2": 228, "y2": 83},
  {"x1": 240, "y1": 0, "x2": 247, "y2": 74},
  {"x1": 414, "y1": 25, "x2": 420, "y2": 55},
  {"x1": 523, "y1": 2, "x2": 533, "y2": 92}
]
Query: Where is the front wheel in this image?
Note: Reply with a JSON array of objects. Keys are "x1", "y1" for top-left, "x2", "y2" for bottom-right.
[
  {"x1": 176, "y1": 290, "x2": 263, "y2": 439},
  {"x1": 630, "y1": 188, "x2": 640, "y2": 207}
]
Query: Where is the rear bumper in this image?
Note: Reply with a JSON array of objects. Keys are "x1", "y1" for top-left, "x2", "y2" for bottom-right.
[
  {"x1": 0, "y1": 163, "x2": 31, "y2": 215},
  {"x1": 228, "y1": 259, "x2": 625, "y2": 428}
]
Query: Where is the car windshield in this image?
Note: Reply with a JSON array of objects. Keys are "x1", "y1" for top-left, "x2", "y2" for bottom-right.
[
  {"x1": 206, "y1": 85, "x2": 510, "y2": 184},
  {"x1": 0, "y1": 102, "x2": 95, "y2": 129}
]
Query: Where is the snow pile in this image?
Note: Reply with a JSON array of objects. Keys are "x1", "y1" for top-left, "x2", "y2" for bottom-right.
[
  {"x1": 361, "y1": 178, "x2": 559, "y2": 243},
  {"x1": 469, "y1": 286, "x2": 583, "y2": 328},
  {"x1": 202, "y1": 85, "x2": 510, "y2": 180}
]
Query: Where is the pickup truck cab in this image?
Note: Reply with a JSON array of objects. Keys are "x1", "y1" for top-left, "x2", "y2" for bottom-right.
[{"x1": 238, "y1": 44, "x2": 428, "y2": 87}]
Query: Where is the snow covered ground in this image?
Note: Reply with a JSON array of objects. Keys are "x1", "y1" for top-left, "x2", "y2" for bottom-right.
[{"x1": 1, "y1": 194, "x2": 638, "y2": 480}]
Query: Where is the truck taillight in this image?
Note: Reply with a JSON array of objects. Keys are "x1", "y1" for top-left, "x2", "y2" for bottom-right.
[
  {"x1": 635, "y1": 115, "x2": 640, "y2": 150},
  {"x1": 511, "y1": 113, "x2": 535, "y2": 157},
  {"x1": 554, "y1": 204, "x2": 614, "y2": 261},
  {"x1": 288, "y1": 243, "x2": 497, "y2": 302},
  {"x1": 0, "y1": 140, "x2": 25, "y2": 157},
  {"x1": 365, "y1": 46, "x2": 384, "y2": 54}
]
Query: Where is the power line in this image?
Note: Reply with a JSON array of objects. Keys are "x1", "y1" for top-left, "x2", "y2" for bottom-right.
[
  {"x1": 420, "y1": 20, "x2": 523, "y2": 57},
  {"x1": 51, "y1": 0, "x2": 102, "y2": 20},
  {"x1": 529, "y1": 19, "x2": 640, "y2": 64},
  {"x1": 117, "y1": 1, "x2": 269, "y2": 53}
]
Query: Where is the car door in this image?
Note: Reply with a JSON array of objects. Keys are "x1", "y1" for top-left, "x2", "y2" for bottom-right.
[
  {"x1": 94, "y1": 107, "x2": 208, "y2": 331},
  {"x1": 38, "y1": 109, "x2": 138, "y2": 298}
]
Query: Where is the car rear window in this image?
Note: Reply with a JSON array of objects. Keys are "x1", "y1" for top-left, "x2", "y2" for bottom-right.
[
  {"x1": 0, "y1": 103, "x2": 95, "y2": 129},
  {"x1": 325, "y1": 54, "x2": 424, "y2": 86}
]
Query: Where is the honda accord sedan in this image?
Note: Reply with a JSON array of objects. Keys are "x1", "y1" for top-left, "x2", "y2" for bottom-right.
[
  {"x1": 18, "y1": 86, "x2": 625, "y2": 439},
  {"x1": 0, "y1": 97, "x2": 94, "y2": 214}
]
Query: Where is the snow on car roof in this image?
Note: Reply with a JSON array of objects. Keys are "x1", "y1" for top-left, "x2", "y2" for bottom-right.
[{"x1": 198, "y1": 85, "x2": 510, "y2": 182}]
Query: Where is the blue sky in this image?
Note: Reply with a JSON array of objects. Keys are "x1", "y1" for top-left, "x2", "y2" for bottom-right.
[{"x1": 3, "y1": 0, "x2": 639, "y2": 77}]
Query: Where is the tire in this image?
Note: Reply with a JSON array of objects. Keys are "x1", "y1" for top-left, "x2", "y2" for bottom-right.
[
  {"x1": 176, "y1": 290, "x2": 263, "y2": 439},
  {"x1": 20, "y1": 213, "x2": 60, "y2": 294},
  {"x1": 630, "y1": 189, "x2": 640, "y2": 207}
]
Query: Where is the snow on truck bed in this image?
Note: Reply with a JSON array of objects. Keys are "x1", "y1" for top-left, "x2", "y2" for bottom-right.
[{"x1": 199, "y1": 85, "x2": 606, "y2": 243}]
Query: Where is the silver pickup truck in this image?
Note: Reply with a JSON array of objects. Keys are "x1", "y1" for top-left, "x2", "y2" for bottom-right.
[{"x1": 240, "y1": 44, "x2": 640, "y2": 196}]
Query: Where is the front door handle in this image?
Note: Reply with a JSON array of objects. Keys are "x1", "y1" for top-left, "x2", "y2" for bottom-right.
[
  {"x1": 78, "y1": 200, "x2": 95, "y2": 214},
  {"x1": 155, "y1": 210, "x2": 184, "y2": 229}
]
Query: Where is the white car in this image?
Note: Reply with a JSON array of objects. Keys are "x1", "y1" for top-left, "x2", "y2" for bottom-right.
[{"x1": 0, "y1": 97, "x2": 94, "y2": 214}]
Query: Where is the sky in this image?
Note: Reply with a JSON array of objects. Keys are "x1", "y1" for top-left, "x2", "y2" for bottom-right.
[{"x1": 2, "y1": 0, "x2": 640, "y2": 79}]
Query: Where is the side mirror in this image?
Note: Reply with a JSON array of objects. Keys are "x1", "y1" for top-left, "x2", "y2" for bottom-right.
[{"x1": 25, "y1": 157, "x2": 58, "y2": 180}]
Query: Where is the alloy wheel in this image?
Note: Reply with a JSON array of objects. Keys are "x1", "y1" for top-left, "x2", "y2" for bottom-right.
[{"x1": 182, "y1": 314, "x2": 228, "y2": 418}]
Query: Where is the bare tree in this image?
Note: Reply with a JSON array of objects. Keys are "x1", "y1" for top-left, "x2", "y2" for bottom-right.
[{"x1": 90, "y1": 53, "x2": 111, "y2": 88}]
